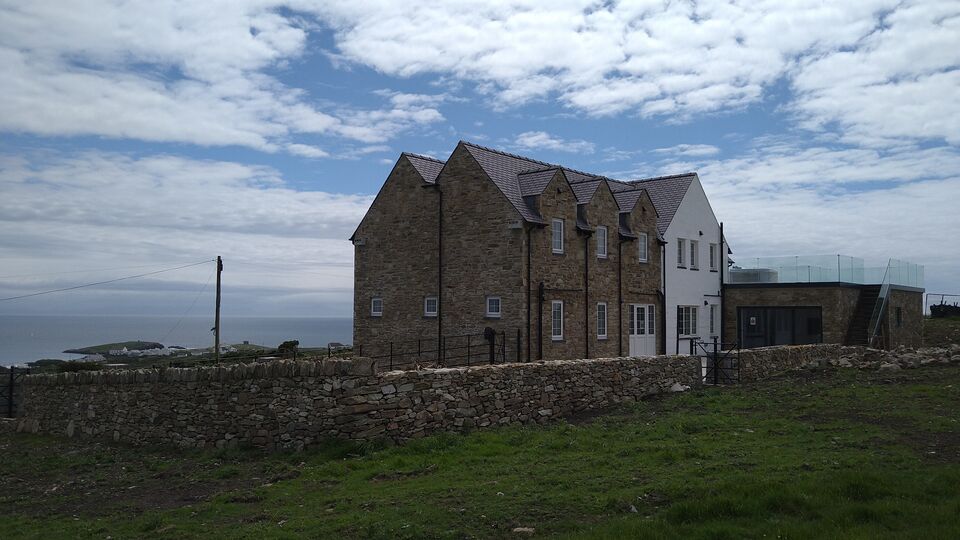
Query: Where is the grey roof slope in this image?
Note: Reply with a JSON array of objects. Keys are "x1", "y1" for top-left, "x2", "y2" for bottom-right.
[
  {"x1": 403, "y1": 152, "x2": 445, "y2": 184},
  {"x1": 461, "y1": 141, "x2": 658, "y2": 223},
  {"x1": 612, "y1": 173, "x2": 696, "y2": 235}
]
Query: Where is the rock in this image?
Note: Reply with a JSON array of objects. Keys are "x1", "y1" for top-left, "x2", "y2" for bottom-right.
[
  {"x1": 670, "y1": 382, "x2": 690, "y2": 392},
  {"x1": 837, "y1": 358, "x2": 853, "y2": 368},
  {"x1": 512, "y1": 527, "x2": 535, "y2": 535},
  {"x1": 878, "y1": 362, "x2": 901, "y2": 371}
]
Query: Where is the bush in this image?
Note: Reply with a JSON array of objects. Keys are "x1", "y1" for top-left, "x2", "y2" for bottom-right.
[
  {"x1": 277, "y1": 340, "x2": 300, "y2": 358},
  {"x1": 56, "y1": 361, "x2": 102, "y2": 373}
]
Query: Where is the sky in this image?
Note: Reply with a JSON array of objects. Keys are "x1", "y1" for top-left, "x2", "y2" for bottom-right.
[{"x1": 0, "y1": 0, "x2": 958, "y2": 318}]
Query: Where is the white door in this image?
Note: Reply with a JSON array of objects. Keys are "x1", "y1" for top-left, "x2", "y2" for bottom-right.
[{"x1": 628, "y1": 304, "x2": 657, "y2": 356}]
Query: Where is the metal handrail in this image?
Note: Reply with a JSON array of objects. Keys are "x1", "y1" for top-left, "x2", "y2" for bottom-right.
[{"x1": 867, "y1": 260, "x2": 892, "y2": 348}]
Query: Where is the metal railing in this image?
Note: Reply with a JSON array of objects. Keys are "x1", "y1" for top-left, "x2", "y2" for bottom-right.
[
  {"x1": 356, "y1": 329, "x2": 517, "y2": 370},
  {"x1": 867, "y1": 261, "x2": 893, "y2": 348}
]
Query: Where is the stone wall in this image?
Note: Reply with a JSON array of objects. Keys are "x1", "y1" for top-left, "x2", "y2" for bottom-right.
[
  {"x1": 738, "y1": 343, "x2": 842, "y2": 381},
  {"x1": 16, "y1": 355, "x2": 698, "y2": 450},
  {"x1": 15, "y1": 344, "x2": 848, "y2": 450},
  {"x1": 884, "y1": 288, "x2": 924, "y2": 349}
]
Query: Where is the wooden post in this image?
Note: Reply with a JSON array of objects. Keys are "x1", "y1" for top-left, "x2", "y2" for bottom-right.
[{"x1": 214, "y1": 256, "x2": 222, "y2": 363}]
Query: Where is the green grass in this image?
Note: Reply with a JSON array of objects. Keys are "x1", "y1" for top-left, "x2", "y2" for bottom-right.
[
  {"x1": 924, "y1": 316, "x2": 960, "y2": 348},
  {"x1": 1, "y1": 365, "x2": 959, "y2": 538}
]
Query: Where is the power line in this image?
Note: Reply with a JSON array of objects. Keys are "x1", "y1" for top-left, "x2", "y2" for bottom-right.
[
  {"x1": 159, "y1": 269, "x2": 215, "y2": 344},
  {"x1": 0, "y1": 259, "x2": 214, "y2": 302},
  {"x1": 0, "y1": 261, "x2": 214, "y2": 280}
]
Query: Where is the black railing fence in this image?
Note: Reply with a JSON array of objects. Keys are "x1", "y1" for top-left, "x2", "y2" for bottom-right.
[
  {"x1": 356, "y1": 328, "x2": 519, "y2": 370},
  {"x1": 694, "y1": 336, "x2": 741, "y2": 385},
  {"x1": 0, "y1": 366, "x2": 30, "y2": 418}
]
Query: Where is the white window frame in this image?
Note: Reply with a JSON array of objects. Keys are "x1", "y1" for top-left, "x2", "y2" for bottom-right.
[
  {"x1": 709, "y1": 243, "x2": 719, "y2": 271},
  {"x1": 638, "y1": 232, "x2": 648, "y2": 262},
  {"x1": 596, "y1": 226, "x2": 608, "y2": 258},
  {"x1": 485, "y1": 296, "x2": 501, "y2": 318},
  {"x1": 679, "y1": 305, "x2": 698, "y2": 336},
  {"x1": 424, "y1": 296, "x2": 437, "y2": 317},
  {"x1": 709, "y1": 304, "x2": 717, "y2": 335},
  {"x1": 596, "y1": 302, "x2": 607, "y2": 339},
  {"x1": 690, "y1": 240, "x2": 699, "y2": 270},
  {"x1": 677, "y1": 238, "x2": 686, "y2": 267},
  {"x1": 371, "y1": 297, "x2": 383, "y2": 317},
  {"x1": 551, "y1": 218, "x2": 564, "y2": 254},
  {"x1": 551, "y1": 300, "x2": 564, "y2": 341}
]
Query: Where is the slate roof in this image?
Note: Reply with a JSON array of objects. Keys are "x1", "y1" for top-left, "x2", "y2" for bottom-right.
[
  {"x1": 460, "y1": 141, "x2": 661, "y2": 223},
  {"x1": 403, "y1": 152, "x2": 445, "y2": 184},
  {"x1": 612, "y1": 173, "x2": 696, "y2": 236},
  {"x1": 385, "y1": 142, "x2": 693, "y2": 236}
]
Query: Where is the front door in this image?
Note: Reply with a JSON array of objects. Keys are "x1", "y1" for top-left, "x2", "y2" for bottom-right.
[{"x1": 628, "y1": 304, "x2": 657, "y2": 356}]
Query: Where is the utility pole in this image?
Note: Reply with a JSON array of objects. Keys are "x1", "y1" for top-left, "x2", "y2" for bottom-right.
[{"x1": 214, "y1": 256, "x2": 223, "y2": 363}]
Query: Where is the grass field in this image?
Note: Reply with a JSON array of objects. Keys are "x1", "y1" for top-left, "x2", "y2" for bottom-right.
[
  {"x1": 924, "y1": 316, "x2": 960, "y2": 348},
  {"x1": 1, "y1": 362, "x2": 959, "y2": 539}
]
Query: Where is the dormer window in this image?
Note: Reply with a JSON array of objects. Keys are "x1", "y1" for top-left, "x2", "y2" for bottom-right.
[{"x1": 638, "y1": 233, "x2": 648, "y2": 262}]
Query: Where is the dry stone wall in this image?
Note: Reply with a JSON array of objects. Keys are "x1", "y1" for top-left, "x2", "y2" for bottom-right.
[{"x1": 16, "y1": 344, "x2": 851, "y2": 450}]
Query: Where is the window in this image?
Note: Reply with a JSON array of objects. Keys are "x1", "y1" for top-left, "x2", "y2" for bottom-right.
[
  {"x1": 551, "y1": 301, "x2": 564, "y2": 341},
  {"x1": 597, "y1": 302, "x2": 607, "y2": 339},
  {"x1": 709, "y1": 243, "x2": 719, "y2": 271},
  {"x1": 551, "y1": 218, "x2": 564, "y2": 254},
  {"x1": 596, "y1": 226, "x2": 608, "y2": 258},
  {"x1": 638, "y1": 233, "x2": 648, "y2": 262},
  {"x1": 678, "y1": 306, "x2": 698, "y2": 336},
  {"x1": 371, "y1": 297, "x2": 383, "y2": 317},
  {"x1": 895, "y1": 307, "x2": 902, "y2": 328},
  {"x1": 486, "y1": 296, "x2": 501, "y2": 318},
  {"x1": 424, "y1": 296, "x2": 437, "y2": 317},
  {"x1": 689, "y1": 240, "x2": 699, "y2": 269},
  {"x1": 677, "y1": 238, "x2": 686, "y2": 267},
  {"x1": 709, "y1": 304, "x2": 717, "y2": 335}
]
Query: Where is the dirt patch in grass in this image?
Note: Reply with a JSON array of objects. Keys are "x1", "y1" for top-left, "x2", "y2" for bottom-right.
[{"x1": 0, "y1": 435, "x2": 300, "y2": 518}]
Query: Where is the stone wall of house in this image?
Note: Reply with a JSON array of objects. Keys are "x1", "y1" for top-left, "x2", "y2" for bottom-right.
[
  {"x1": 723, "y1": 285, "x2": 861, "y2": 346},
  {"x1": 885, "y1": 288, "x2": 924, "y2": 349},
  {"x1": 352, "y1": 156, "x2": 441, "y2": 361},
  {"x1": 438, "y1": 145, "x2": 526, "y2": 364},
  {"x1": 14, "y1": 344, "x2": 848, "y2": 450}
]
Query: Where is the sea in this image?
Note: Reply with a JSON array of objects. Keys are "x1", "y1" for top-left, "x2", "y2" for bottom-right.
[{"x1": 0, "y1": 315, "x2": 352, "y2": 366}]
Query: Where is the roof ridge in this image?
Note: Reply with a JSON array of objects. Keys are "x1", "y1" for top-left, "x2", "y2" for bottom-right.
[
  {"x1": 401, "y1": 151, "x2": 445, "y2": 164},
  {"x1": 460, "y1": 140, "x2": 556, "y2": 168},
  {"x1": 627, "y1": 172, "x2": 697, "y2": 184}
]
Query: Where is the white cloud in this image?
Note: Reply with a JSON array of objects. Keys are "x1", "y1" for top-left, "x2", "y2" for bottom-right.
[
  {"x1": 791, "y1": 1, "x2": 960, "y2": 147},
  {"x1": 0, "y1": 2, "x2": 445, "y2": 153},
  {"x1": 0, "y1": 151, "x2": 371, "y2": 315},
  {"x1": 314, "y1": 1, "x2": 895, "y2": 118},
  {"x1": 514, "y1": 131, "x2": 595, "y2": 154},
  {"x1": 653, "y1": 144, "x2": 720, "y2": 157},
  {"x1": 659, "y1": 139, "x2": 960, "y2": 296},
  {"x1": 286, "y1": 143, "x2": 330, "y2": 158}
]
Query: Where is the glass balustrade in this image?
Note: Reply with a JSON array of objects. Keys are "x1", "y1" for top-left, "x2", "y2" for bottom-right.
[{"x1": 726, "y1": 254, "x2": 923, "y2": 287}]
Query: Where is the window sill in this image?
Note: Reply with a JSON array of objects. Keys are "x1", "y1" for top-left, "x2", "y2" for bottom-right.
[
  {"x1": 597, "y1": 336, "x2": 608, "y2": 341},
  {"x1": 551, "y1": 337, "x2": 564, "y2": 342},
  {"x1": 709, "y1": 269, "x2": 718, "y2": 273},
  {"x1": 423, "y1": 315, "x2": 437, "y2": 319},
  {"x1": 597, "y1": 255, "x2": 608, "y2": 260},
  {"x1": 552, "y1": 251, "x2": 565, "y2": 255},
  {"x1": 484, "y1": 315, "x2": 502, "y2": 320},
  {"x1": 690, "y1": 267, "x2": 699, "y2": 271},
  {"x1": 677, "y1": 265, "x2": 686, "y2": 269},
  {"x1": 639, "y1": 259, "x2": 648, "y2": 263},
  {"x1": 371, "y1": 315, "x2": 383, "y2": 318}
]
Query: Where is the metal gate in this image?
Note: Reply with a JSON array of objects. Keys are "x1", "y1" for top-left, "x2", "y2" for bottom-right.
[
  {"x1": 0, "y1": 366, "x2": 30, "y2": 418},
  {"x1": 696, "y1": 337, "x2": 740, "y2": 385}
]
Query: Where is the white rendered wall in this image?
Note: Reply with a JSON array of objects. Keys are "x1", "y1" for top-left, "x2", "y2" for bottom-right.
[{"x1": 661, "y1": 178, "x2": 725, "y2": 355}]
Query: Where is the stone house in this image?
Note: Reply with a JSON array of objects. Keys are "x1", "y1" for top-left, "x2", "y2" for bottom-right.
[{"x1": 351, "y1": 141, "x2": 664, "y2": 364}]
